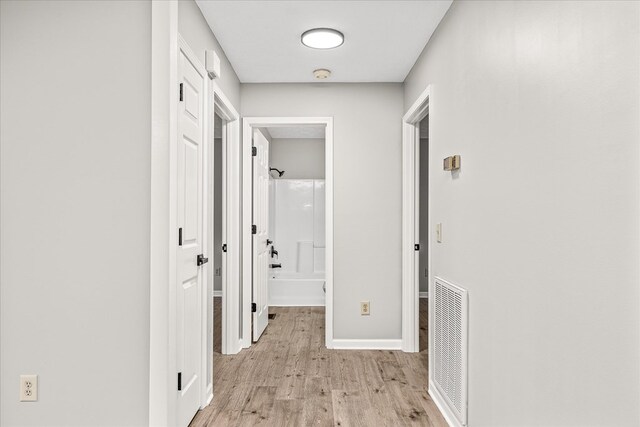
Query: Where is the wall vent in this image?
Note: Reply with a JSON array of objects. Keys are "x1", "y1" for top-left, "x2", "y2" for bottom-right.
[{"x1": 433, "y1": 277, "x2": 468, "y2": 425}]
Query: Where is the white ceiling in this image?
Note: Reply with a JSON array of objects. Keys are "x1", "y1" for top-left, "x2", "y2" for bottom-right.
[
  {"x1": 195, "y1": 0, "x2": 452, "y2": 83},
  {"x1": 266, "y1": 125, "x2": 325, "y2": 139}
]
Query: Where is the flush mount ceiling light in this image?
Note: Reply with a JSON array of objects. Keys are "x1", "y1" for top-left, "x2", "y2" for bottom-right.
[
  {"x1": 313, "y1": 69, "x2": 332, "y2": 80},
  {"x1": 301, "y1": 28, "x2": 344, "y2": 49}
]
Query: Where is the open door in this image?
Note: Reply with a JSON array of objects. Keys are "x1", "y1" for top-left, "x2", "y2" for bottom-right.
[
  {"x1": 252, "y1": 129, "x2": 270, "y2": 342},
  {"x1": 176, "y1": 48, "x2": 205, "y2": 427}
]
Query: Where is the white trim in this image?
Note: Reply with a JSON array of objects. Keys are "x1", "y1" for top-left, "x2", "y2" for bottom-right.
[
  {"x1": 209, "y1": 79, "x2": 241, "y2": 359},
  {"x1": 212, "y1": 290, "x2": 222, "y2": 297},
  {"x1": 331, "y1": 339, "x2": 402, "y2": 350},
  {"x1": 419, "y1": 292, "x2": 429, "y2": 299},
  {"x1": 270, "y1": 303, "x2": 326, "y2": 307},
  {"x1": 429, "y1": 381, "x2": 463, "y2": 427},
  {"x1": 149, "y1": 2, "x2": 178, "y2": 425},
  {"x1": 402, "y1": 85, "x2": 431, "y2": 354},
  {"x1": 242, "y1": 117, "x2": 334, "y2": 349}
]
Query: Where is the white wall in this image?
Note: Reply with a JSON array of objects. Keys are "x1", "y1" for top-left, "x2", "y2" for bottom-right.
[
  {"x1": 1, "y1": 1, "x2": 151, "y2": 426},
  {"x1": 242, "y1": 83, "x2": 404, "y2": 340},
  {"x1": 404, "y1": 1, "x2": 640, "y2": 425},
  {"x1": 270, "y1": 138, "x2": 325, "y2": 179},
  {"x1": 179, "y1": 0, "x2": 240, "y2": 108}
]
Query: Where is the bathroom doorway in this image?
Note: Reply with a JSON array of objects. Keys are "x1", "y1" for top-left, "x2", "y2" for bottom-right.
[
  {"x1": 242, "y1": 117, "x2": 334, "y2": 348},
  {"x1": 263, "y1": 125, "x2": 326, "y2": 309}
]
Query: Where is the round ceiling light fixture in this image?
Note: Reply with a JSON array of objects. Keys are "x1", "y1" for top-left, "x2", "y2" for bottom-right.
[
  {"x1": 313, "y1": 69, "x2": 332, "y2": 80},
  {"x1": 301, "y1": 28, "x2": 344, "y2": 49}
]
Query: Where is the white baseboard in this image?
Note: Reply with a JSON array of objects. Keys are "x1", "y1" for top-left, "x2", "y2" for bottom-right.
[
  {"x1": 331, "y1": 339, "x2": 402, "y2": 350},
  {"x1": 213, "y1": 290, "x2": 222, "y2": 297},
  {"x1": 419, "y1": 292, "x2": 429, "y2": 298},
  {"x1": 270, "y1": 303, "x2": 325, "y2": 307},
  {"x1": 429, "y1": 381, "x2": 463, "y2": 427}
]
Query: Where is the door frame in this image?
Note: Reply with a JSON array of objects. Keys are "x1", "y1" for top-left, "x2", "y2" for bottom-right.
[
  {"x1": 149, "y1": 2, "x2": 242, "y2": 422},
  {"x1": 241, "y1": 117, "x2": 334, "y2": 349},
  {"x1": 208, "y1": 79, "x2": 241, "y2": 357},
  {"x1": 401, "y1": 85, "x2": 431, "y2": 354}
]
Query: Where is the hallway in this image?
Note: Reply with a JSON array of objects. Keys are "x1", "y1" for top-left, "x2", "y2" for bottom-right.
[{"x1": 191, "y1": 304, "x2": 444, "y2": 426}]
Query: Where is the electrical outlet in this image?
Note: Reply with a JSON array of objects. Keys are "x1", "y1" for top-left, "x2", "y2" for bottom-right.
[
  {"x1": 360, "y1": 301, "x2": 370, "y2": 316},
  {"x1": 20, "y1": 375, "x2": 38, "y2": 402}
]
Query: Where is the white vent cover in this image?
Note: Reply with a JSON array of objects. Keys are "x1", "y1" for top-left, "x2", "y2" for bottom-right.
[{"x1": 433, "y1": 277, "x2": 468, "y2": 425}]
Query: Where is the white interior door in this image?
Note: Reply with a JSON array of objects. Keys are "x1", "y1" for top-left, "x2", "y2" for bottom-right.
[
  {"x1": 177, "y1": 49, "x2": 205, "y2": 427},
  {"x1": 252, "y1": 129, "x2": 270, "y2": 342}
]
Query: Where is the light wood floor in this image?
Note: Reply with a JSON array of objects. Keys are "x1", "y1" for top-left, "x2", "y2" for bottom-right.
[
  {"x1": 419, "y1": 297, "x2": 428, "y2": 352},
  {"x1": 192, "y1": 300, "x2": 441, "y2": 426},
  {"x1": 214, "y1": 297, "x2": 222, "y2": 354}
]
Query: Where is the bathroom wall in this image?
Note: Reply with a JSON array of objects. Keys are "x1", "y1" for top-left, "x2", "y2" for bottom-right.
[{"x1": 270, "y1": 138, "x2": 325, "y2": 179}]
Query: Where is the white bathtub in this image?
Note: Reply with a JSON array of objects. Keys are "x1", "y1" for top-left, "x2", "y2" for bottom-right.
[{"x1": 268, "y1": 272, "x2": 325, "y2": 306}]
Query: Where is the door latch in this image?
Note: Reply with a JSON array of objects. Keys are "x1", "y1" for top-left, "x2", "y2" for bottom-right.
[{"x1": 197, "y1": 254, "x2": 209, "y2": 266}]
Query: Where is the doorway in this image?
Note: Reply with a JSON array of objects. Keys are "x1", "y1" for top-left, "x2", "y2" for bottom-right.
[
  {"x1": 209, "y1": 110, "x2": 224, "y2": 378},
  {"x1": 418, "y1": 114, "x2": 429, "y2": 353},
  {"x1": 401, "y1": 85, "x2": 430, "y2": 355},
  {"x1": 242, "y1": 117, "x2": 334, "y2": 349}
]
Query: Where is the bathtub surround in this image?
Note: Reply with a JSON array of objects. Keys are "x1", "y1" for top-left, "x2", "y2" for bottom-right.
[{"x1": 269, "y1": 179, "x2": 326, "y2": 306}]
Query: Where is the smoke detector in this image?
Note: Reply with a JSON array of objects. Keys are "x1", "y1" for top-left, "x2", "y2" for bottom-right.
[{"x1": 313, "y1": 69, "x2": 331, "y2": 80}]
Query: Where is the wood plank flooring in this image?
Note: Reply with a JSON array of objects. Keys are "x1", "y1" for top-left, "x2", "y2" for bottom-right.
[
  {"x1": 214, "y1": 297, "x2": 222, "y2": 354},
  {"x1": 419, "y1": 297, "x2": 428, "y2": 352},
  {"x1": 191, "y1": 300, "x2": 442, "y2": 426}
]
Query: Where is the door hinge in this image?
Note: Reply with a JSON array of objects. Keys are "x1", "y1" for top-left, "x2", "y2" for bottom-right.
[
  {"x1": 197, "y1": 254, "x2": 209, "y2": 266},
  {"x1": 179, "y1": 83, "x2": 183, "y2": 102},
  {"x1": 222, "y1": 243, "x2": 227, "y2": 253},
  {"x1": 178, "y1": 228, "x2": 183, "y2": 246},
  {"x1": 414, "y1": 244, "x2": 420, "y2": 251},
  {"x1": 252, "y1": 225, "x2": 257, "y2": 234},
  {"x1": 252, "y1": 146, "x2": 257, "y2": 156},
  {"x1": 251, "y1": 302, "x2": 257, "y2": 313},
  {"x1": 177, "y1": 372, "x2": 182, "y2": 391}
]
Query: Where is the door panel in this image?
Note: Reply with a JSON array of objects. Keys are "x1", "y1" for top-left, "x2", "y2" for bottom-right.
[
  {"x1": 177, "y1": 50, "x2": 204, "y2": 427},
  {"x1": 252, "y1": 130, "x2": 270, "y2": 342}
]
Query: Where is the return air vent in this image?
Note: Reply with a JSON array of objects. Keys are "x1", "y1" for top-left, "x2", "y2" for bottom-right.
[{"x1": 433, "y1": 277, "x2": 468, "y2": 426}]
